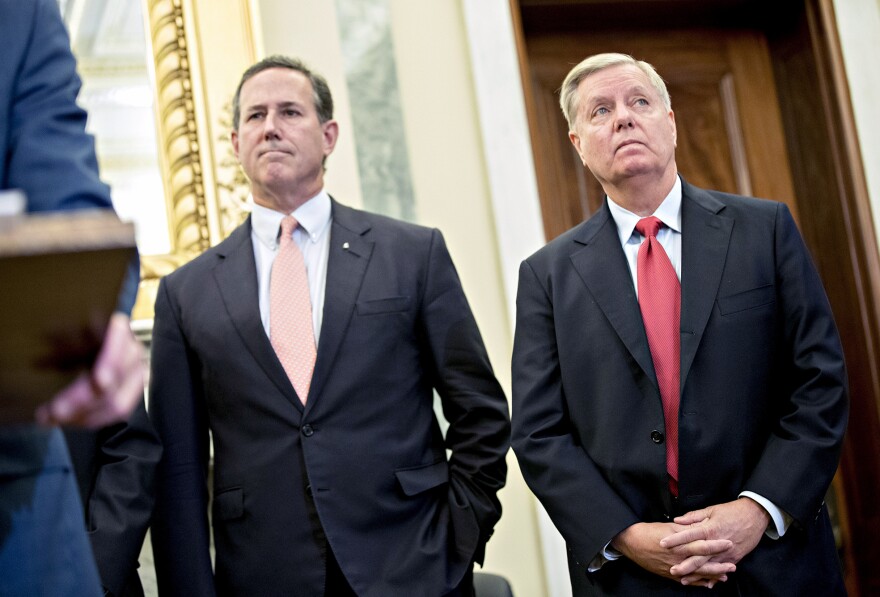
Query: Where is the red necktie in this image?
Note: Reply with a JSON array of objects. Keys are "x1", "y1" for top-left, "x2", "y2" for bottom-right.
[
  {"x1": 270, "y1": 216, "x2": 316, "y2": 404},
  {"x1": 635, "y1": 216, "x2": 680, "y2": 495}
]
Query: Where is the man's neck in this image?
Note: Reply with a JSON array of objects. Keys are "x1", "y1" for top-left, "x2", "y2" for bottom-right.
[
  {"x1": 604, "y1": 169, "x2": 678, "y2": 217},
  {"x1": 252, "y1": 182, "x2": 323, "y2": 215}
]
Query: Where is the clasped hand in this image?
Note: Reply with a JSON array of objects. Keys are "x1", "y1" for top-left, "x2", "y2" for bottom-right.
[{"x1": 612, "y1": 498, "x2": 770, "y2": 589}]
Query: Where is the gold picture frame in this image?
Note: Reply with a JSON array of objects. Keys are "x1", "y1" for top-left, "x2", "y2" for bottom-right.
[{"x1": 134, "y1": 0, "x2": 260, "y2": 322}]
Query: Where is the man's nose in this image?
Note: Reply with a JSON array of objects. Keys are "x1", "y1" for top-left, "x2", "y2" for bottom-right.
[
  {"x1": 614, "y1": 107, "x2": 635, "y2": 131},
  {"x1": 263, "y1": 113, "x2": 281, "y2": 139}
]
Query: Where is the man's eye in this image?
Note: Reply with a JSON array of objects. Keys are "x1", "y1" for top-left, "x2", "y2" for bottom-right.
[
  {"x1": 635, "y1": 98, "x2": 649, "y2": 106},
  {"x1": 248, "y1": 113, "x2": 264, "y2": 121},
  {"x1": 593, "y1": 107, "x2": 609, "y2": 117}
]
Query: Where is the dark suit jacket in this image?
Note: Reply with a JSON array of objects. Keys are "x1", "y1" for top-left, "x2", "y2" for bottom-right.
[
  {"x1": 64, "y1": 398, "x2": 162, "y2": 597},
  {"x1": 511, "y1": 180, "x2": 848, "y2": 596},
  {"x1": 149, "y1": 200, "x2": 510, "y2": 597},
  {"x1": 0, "y1": 1, "x2": 140, "y2": 594}
]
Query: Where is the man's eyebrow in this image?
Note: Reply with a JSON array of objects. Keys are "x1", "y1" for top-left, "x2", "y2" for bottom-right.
[
  {"x1": 244, "y1": 100, "x2": 305, "y2": 113},
  {"x1": 243, "y1": 103, "x2": 267, "y2": 114},
  {"x1": 585, "y1": 84, "x2": 652, "y2": 107},
  {"x1": 581, "y1": 92, "x2": 613, "y2": 113},
  {"x1": 585, "y1": 93, "x2": 611, "y2": 106}
]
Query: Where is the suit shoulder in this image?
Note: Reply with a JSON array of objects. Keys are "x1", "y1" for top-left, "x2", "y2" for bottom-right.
[
  {"x1": 334, "y1": 201, "x2": 439, "y2": 245},
  {"x1": 685, "y1": 186, "x2": 786, "y2": 233},
  {"x1": 719, "y1": 191, "x2": 781, "y2": 210},
  {"x1": 522, "y1": 215, "x2": 598, "y2": 271},
  {"x1": 162, "y1": 223, "x2": 248, "y2": 286},
  {"x1": 699, "y1": 188, "x2": 784, "y2": 217}
]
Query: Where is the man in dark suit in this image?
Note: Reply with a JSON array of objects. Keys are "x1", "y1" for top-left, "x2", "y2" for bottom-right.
[
  {"x1": 64, "y1": 398, "x2": 162, "y2": 597},
  {"x1": 0, "y1": 1, "x2": 146, "y2": 595},
  {"x1": 148, "y1": 55, "x2": 510, "y2": 597},
  {"x1": 511, "y1": 53, "x2": 848, "y2": 595}
]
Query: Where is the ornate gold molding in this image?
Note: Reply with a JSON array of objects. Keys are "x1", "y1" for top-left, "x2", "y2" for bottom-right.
[
  {"x1": 145, "y1": 0, "x2": 211, "y2": 256},
  {"x1": 131, "y1": 0, "x2": 206, "y2": 320},
  {"x1": 133, "y1": 0, "x2": 257, "y2": 320},
  {"x1": 215, "y1": 103, "x2": 252, "y2": 238}
]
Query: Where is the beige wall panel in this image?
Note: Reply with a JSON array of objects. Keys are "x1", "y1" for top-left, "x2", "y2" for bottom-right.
[
  {"x1": 833, "y1": 0, "x2": 880, "y2": 241},
  {"x1": 389, "y1": 2, "x2": 545, "y2": 596},
  {"x1": 256, "y1": 0, "x2": 364, "y2": 209}
]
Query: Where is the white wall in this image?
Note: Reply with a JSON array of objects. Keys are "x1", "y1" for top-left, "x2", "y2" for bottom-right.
[
  {"x1": 833, "y1": 0, "x2": 880, "y2": 237},
  {"x1": 388, "y1": 1, "x2": 547, "y2": 595},
  {"x1": 257, "y1": 0, "x2": 364, "y2": 209}
]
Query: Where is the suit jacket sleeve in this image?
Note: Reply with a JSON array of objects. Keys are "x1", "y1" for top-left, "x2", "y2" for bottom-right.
[
  {"x1": 418, "y1": 229, "x2": 510, "y2": 564},
  {"x1": 149, "y1": 278, "x2": 216, "y2": 596},
  {"x1": 64, "y1": 399, "x2": 162, "y2": 597},
  {"x1": 743, "y1": 203, "x2": 848, "y2": 525},
  {"x1": 2, "y1": 0, "x2": 139, "y2": 314},
  {"x1": 511, "y1": 258, "x2": 640, "y2": 566}
]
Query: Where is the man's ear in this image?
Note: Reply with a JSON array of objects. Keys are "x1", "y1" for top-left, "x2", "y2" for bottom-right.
[
  {"x1": 322, "y1": 120, "x2": 339, "y2": 157},
  {"x1": 569, "y1": 131, "x2": 587, "y2": 166}
]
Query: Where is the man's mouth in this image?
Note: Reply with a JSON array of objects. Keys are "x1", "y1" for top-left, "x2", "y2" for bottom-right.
[
  {"x1": 260, "y1": 148, "x2": 290, "y2": 157},
  {"x1": 614, "y1": 140, "x2": 647, "y2": 155}
]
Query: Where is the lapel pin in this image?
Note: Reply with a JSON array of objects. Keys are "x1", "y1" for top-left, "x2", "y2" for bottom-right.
[{"x1": 342, "y1": 242, "x2": 350, "y2": 250}]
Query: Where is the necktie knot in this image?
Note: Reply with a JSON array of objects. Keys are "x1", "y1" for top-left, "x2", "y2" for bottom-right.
[
  {"x1": 279, "y1": 216, "x2": 298, "y2": 246},
  {"x1": 636, "y1": 216, "x2": 663, "y2": 239}
]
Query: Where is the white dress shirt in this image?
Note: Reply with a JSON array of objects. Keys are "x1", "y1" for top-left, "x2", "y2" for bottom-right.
[
  {"x1": 607, "y1": 176, "x2": 683, "y2": 292},
  {"x1": 591, "y1": 176, "x2": 789, "y2": 571},
  {"x1": 250, "y1": 190, "x2": 332, "y2": 344}
]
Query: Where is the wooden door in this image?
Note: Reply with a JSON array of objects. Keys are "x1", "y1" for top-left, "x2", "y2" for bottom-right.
[
  {"x1": 513, "y1": 1, "x2": 880, "y2": 595},
  {"x1": 523, "y1": 29, "x2": 798, "y2": 238}
]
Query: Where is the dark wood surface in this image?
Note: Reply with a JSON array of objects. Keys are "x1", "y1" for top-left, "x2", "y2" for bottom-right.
[{"x1": 0, "y1": 211, "x2": 135, "y2": 424}]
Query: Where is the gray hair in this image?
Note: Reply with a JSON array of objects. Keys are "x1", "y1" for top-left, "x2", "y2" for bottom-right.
[
  {"x1": 559, "y1": 53, "x2": 671, "y2": 130},
  {"x1": 232, "y1": 55, "x2": 334, "y2": 130}
]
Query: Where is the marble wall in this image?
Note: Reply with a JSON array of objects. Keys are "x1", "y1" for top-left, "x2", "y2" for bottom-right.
[{"x1": 335, "y1": 0, "x2": 416, "y2": 222}]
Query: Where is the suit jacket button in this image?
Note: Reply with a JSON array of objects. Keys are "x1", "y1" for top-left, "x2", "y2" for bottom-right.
[
  {"x1": 651, "y1": 430, "x2": 664, "y2": 443},
  {"x1": 302, "y1": 424, "x2": 314, "y2": 437}
]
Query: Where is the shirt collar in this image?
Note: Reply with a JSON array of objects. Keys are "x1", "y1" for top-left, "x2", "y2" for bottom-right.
[
  {"x1": 251, "y1": 190, "x2": 332, "y2": 250},
  {"x1": 606, "y1": 175, "x2": 682, "y2": 245}
]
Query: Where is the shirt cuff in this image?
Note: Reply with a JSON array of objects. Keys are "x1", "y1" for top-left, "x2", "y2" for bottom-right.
[
  {"x1": 739, "y1": 491, "x2": 792, "y2": 539},
  {"x1": 588, "y1": 540, "x2": 623, "y2": 572}
]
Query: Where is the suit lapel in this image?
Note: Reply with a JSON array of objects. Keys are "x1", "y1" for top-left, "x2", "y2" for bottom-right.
[
  {"x1": 569, "y1": 204, "x2": 658, "y2": 384},
  {"x1": 307, "y1": 200, "x2": 373, "y2": 411},
  {"x1": 679, "y1": 182, "x2": 733, "y2": 389},
  {"x1": 212, "y1": 218, "x2": 300, "y2": 408}
]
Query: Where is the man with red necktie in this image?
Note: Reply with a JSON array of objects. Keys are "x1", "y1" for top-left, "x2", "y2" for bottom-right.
[{"x1": 511, "y1": 52, "x2": 847, "y2": 596}]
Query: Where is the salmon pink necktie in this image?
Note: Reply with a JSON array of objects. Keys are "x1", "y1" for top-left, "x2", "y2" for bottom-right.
[
  {"x1": 270, "y1": 216, "x2": 316, "y2": 404},
  {"x1": 635, "y1": 216, "x2": 680, "y2": 495}
]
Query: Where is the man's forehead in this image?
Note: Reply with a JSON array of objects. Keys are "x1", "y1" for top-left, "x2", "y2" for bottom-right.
[
  {"x1": 580, "y1": 69, "x2": 654, "y2": 101},
  {"x1": 240, "y1": 68, "x2": 311, "y2": 96}
]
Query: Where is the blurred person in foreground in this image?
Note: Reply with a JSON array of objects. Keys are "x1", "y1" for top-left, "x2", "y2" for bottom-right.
[
  {"x1": 63, "y1": 400, "x2": 161, "y2": 597},
  {"x1": 0, "y1": 1, "x2": 149, "y2": 595}
]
